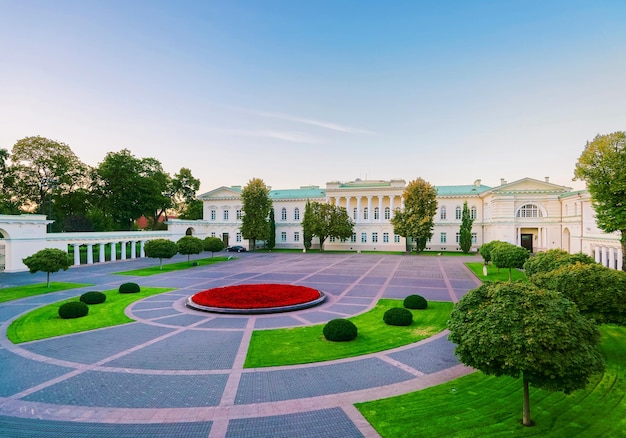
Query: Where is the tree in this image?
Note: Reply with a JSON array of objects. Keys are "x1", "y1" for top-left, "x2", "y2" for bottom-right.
[
  {"x1": 171, "y1": 167, "x2": 201, "y2": 217},
  {"x1": 391, "y1": 178, "x2": 438, "y2": 252},
  {"x1": 176, "y1": 236, "x2": 204, "y2": 263},
  {"x1": 302, "y1": 200, "x2": 314, "y2": 251},
  {"x1": 22, "y1": 248, "x2": 71, "y2": 287},
  {"x1": 144, "y1": 239, "x2": 178, "y2": 270},
  {"x1": 459, "y1": 201, "x2": 474, "y2": 253},
  {"x1": 0, "y1": 148, "x2": 20, "y2": 214},
  {"x1": 203, "y1": 236, "x2": 225, "y2": 257},
  {"x1": 308, "y1": 202, "x2": 353, "y2": 251},
  {"x1": 491, "y1": 241, "x2": 530, "y2": 281},
  {"x1": 240, "y1": 178, "x2": 272, "y2": 251},
  {"x1": 478, "y1": 240, "x2": 502, "y2": 265},
  {"x1": 575, "y1": 131, "x2": 626, "y2": 271},
  {"x1": 448, "y1": 281, "x2": 605, "y2": 427},
  {"x1": 523, "y1": 248, "x2": 596, "y2": 279},
  {"x1": 267, "y1": 208, "x2": 276, "y2": 250}
]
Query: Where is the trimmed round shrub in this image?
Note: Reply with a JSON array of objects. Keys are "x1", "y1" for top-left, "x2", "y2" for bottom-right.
[
  {"x1": 80, "y1": 291, "x2": 106, "y2": 305},
  {"x1": 58, "y1": 301, "x2": 89, "y2": 319},
  {"x1": 323, "y1": 318, "x2": 358, "y2": 342},
  {"x1": 119, "y1": 282, "x2": 140, "y2": 294},
  {"x1": 383, "y1": 307, "x2": 413, "y2": 326},
  {"x1": 404, "y1": 294, "x2": 428, "y2": 309}
]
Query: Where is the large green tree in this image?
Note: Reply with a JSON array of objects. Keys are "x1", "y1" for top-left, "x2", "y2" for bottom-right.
[
  {"x1": 459, "y1": 201, "x2": 473, "y2": 253},
  {"x1": 574, "y1": 131, "x2": 626, "y2": 270},
  {"x1": 307, "y1": 202, "x2": 353, "y2": 251},
  {"x1": 240, "y1": 178, "x2": 272, "y2": 251},
  {"x1": 0, "y1": 148, "x2": 19, "y2": 214},
  {"x1": 22, "y1": 248, "x2": 71, "y2": 287},
  {"x1": 448, "y1": 281, "x2": 605, "y2": 427},
  {"x1": 391, "y1": 178, "x2": 438, "y2": 252},
  {"x1": 171, "y1": 168, "x2": 202, "y2": 220}
]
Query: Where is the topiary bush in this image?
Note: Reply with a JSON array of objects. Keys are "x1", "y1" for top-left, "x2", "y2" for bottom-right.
[
  {"x1": 383, "y1": 307, "x2": 413, "y2": 326},
  {"x1": 323, "y1": 318, "x2": 358, "y2": 342},
  {"x1": 119, "y1": 282, "x2": 140, "y2": 294},
  {"x1": 80, "y1": 291, "x2": 106, "y2": 305},
  {"x1": 404, "y1": 294, "x2": 428, "y2": 309},
  {"x1": 58, "y1": 301, "x2": 89, "y2": 319}
]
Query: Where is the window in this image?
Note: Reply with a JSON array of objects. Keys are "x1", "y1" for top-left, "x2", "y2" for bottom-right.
[
  {"x1": 374, "y1": 207, "x2": 379, "y2": 220},
  {"x1": 455, "y1": 206, "x2": 462, "y2": 220},
  {"x1": 384, "y1": 207, "x2": 390, "y2": 220},
  {"x1": 281, "y1": 207, "x2": 287, "y2": 221},
  {"x1": 361, "y1": 232, "x2": 367, "y2": 243},
  {"x1": 294, "y1": 208, "x2": 300, "y2": 220},
  {"x1": 236, "y1": 209, "x2": 242, "y2": 220},
  {"x1": 394, "y1": 234, "x2": 400, "y2": 243},
  {"x1": 211, "y1": 232, "x2": 216, "y2": 237},
  {"x1": 440, "y1": 232, "x2": 447, "y2": 243},
  {"x1": 294, "y1": 231, "x2": 300, "y2": 242},
  {"x1": 383, "y1": 232, "x2": 389, "y2": 243},
  {"x1": 236, "y1": 232, "x2": 242, "y2": 242},
  {"x1": 470, "y1": 206, "x2": 477, "y2": 220},
  {"x1": 353, "y1": 208, "x2": 358, "y2": 220},
  {"x1": 281, "y1": 232, "x2": 287, "y2": 242},
  {"x1": 517, "y1": 204, "x2": 543, "y2": 218},
  {"x1": 329, "y1": 236, "x2": 335, "y2": 243},
  {"x1": 472, "y1": 232, "x2": 477, "y2": 243},
  {"x1": 372, "y1": 232, "x2": 378, "y2": 243},
  {"x1": 363, "y1": 207, "x2": 368, "y2": 220},
  {"x1": 210, "y1": 210, "x2": 216, "y2": 221},
  {"x1": 223, "y1": 210, "x2": 229, "y2": 220},
  {"x1": 351, "y1": 233, "x2": 357, "y2": 243},
  {"x1": 440, "y1": 206, "x2": 447, "y2": 220},
  {"x1": 455, "y1": 232, "x2": 460, "y2": 243}
]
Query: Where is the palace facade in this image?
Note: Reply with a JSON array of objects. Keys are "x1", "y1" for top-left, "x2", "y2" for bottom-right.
[{"x1": 196, "y1": 177, "x2": 623, "y2": 270}]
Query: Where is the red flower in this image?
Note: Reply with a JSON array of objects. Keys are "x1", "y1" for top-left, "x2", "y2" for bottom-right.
[{"x1": 191, "y1": 284, "x2": 322, "y2": 309}]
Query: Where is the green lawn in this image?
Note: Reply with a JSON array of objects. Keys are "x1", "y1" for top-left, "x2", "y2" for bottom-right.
[
  {"x1": 7, "y1": 287, "x2": 174, "y2": 343},
  {"x1": 0, "y1": 283, "x2": 91, "y2": 303},
  {"x1": 466, "y1": 262, "x2": 528, "y2": 282},
  {"x1": 244, "y1": 300, "x2": 453, "y2": 367},
  {"x1": 356, "y1": 324, "x2": 626, "y2": 437},
  {"x1": 115, "y1": 256, "x2": 231, "y2": 276}
]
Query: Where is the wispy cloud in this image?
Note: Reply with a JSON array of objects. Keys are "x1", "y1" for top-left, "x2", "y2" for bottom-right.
[
  {"x1": 223, "y1": 129, "x2": 319, "y2": 144},
  {"x1": 234, "y1": 107, "x2": 376, "y2": 135}
]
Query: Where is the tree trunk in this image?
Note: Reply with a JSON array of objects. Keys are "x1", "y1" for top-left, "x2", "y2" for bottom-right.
[
  {"x1": 522, "y1": 377, "x2": 532, "y2": 426},
  {"x1": 46, "y1": 272, "x2": 51, "y2": 288}
]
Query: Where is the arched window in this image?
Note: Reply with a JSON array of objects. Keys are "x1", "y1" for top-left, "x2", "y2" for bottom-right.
[
  {"x1": 516, "y1": 204, "x2": 543, "y2": 218},
  {"x1": 470, "y1": 206, "x2": 477, "y2": 220},
  {"x1": 374, "y1": 207, "x2": 379, "y2": 220},
  {"x1": 281, "y1": 207, "x2": 287, "y2": 221},
  {"x1": 455, "y1": 206, "x2": 462, "y2": 220},
  {"x1": 294, "y1": 207, "x2": 300, "y2": 221},
  {"x1": 440, "y1": 206, "x2": 447, "y2": 220},
  {"x1": 353, "y1": 207, "x2": 358, "y2": 220},
  {"x1": 363, "y1": 207, "x2": 369, "y2": 220},
  {"x1": 384, "y1": 207, "x2": 391, "y2": 220}
]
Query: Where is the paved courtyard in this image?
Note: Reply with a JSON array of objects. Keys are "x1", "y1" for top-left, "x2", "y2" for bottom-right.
[{"x1": 0, "y1": 252, "x2": 481, "y2": 437}]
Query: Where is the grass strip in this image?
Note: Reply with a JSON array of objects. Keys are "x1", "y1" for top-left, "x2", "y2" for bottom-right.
[
  {"x1": 466, "y1": 262, "x2": 528, "y2": 282},
  {"x1": 0, "y1": 283, "x2": 92, "y2": 303},
  {"x1": 115, "y1": 256, "x2": 231, "y2": 276},
  {"x1": 7, "y1": 287, "x2": 174, "y2": 343},
  {"x1": 356, "y1": 325, "x2": 625, "y2": 437},
  {"x1": 244, "y1": 299, "x2": 452, "y2": 368}
]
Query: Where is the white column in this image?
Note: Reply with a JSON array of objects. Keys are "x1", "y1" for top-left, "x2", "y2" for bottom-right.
[
  {"x1": 87, "y1": 244, "x2": 93, "y2": 264},
  {"x1": 367, "y1": 196, "x2": 373, "y2": 223},
  {"x1": 110, "y1": 242, "x2": 117, "y2": 262},
  {"x1": 335, "y1": 196, "x2": 340, "y2": 207},
  {"x1": 390, "y1": 195, "x2": 395, "y2": 219},
  {"x1": 594, "y1": 246, "x2": 601, "y2": 263},
  {"x1": 617, "y1": 249, "x2": 623, "y2": 271},
  {"x1": 378, "y1": 196, "x2": 383, "y2": 223},
  {"x1": 140, "y1": 241, "x2": 146, "y2": 257},
  {"x1": 356, "y1": 197, "x2": 361, "y2": 224},
  {"x1": 99, "y1": 243, "x2": 106, "y2": 263},
  {"x1": 130, "y1": 241, "x2": 137, "y2": 259},
  {"x1": 608, "y1": 247, "x2": 615, "y2": 269},
  {"x1": 601, "y1": 246, "x2": 608, "y2": 267},
  {"x1": 73, "y1": 244, "x2": 81, "y2": 266},
  {"x1": 120, "y1": 241, "x2": 127, "y2": 260},
  {"x1": 346, "y1": 196, "x2": 351, "y2": 217}
]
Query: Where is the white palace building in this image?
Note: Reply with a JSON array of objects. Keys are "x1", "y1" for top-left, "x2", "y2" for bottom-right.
[{"x1": 0, "y1": 176, "x2": 622, "y2": 273}]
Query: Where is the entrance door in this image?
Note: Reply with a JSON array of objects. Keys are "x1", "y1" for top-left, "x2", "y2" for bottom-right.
[
  {"x1": 222, "y1": 233, "x2": 229, "y2": 248},
  {"x1": 520, "y1": 234, "x2": 533, "y2": 253}
]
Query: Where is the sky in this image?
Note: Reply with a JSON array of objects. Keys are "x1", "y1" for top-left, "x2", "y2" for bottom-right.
[{"x1": 1, "y1": 0, "x2": 625, "y2": 194}]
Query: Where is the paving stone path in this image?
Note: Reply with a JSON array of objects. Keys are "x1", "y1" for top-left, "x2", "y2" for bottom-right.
[{"x1": 0, "y1": 252, "x2": 482, "y2": 437}]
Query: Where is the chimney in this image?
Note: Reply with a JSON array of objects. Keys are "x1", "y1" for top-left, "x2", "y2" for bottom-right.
[
  {"x1": 545, "y1": 176, "x2": 550, "y2": 183},
  {"x1": 500, "y1": 178, "x2": 507, "y2": 185},
  {"x1": 473, "y1": 179, "x2": 481, "y2": 187}
]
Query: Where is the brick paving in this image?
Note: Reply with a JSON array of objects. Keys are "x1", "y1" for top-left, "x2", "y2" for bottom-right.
[{"x1": 0, "y1": 252, "x2": 481, "y2": 437}]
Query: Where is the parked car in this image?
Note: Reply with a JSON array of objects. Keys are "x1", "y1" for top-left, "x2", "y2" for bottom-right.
[{"x1": 226, "y1": 245, "x2": 247, "y2": 252}]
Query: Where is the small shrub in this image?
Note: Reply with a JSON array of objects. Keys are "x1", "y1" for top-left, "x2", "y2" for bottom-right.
[
  {"x1": 119, "y1": 282, "x2": 140, "y2": 294},
  {"x1": 80, "y1": 291, "x2": 106, "y2": 305},
  {"x1": 404, "y1": 294, "x2": 428, "y2": 309},
  {"x1": 383, "y1": 307, "x2": 413, "y2": 326},
  {"x1": 323, "y1": 318, "x2": 358, "y2": 342},
  {"x1": 58, "y1": 301, "x2": 89, "y2": 319}
]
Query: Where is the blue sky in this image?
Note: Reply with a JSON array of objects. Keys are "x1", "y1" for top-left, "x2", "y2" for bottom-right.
[{"x1": 1, "y1": 1, "x2": 625, "y2": 193}]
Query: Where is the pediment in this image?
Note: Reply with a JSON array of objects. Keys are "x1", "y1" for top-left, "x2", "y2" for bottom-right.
[
  {"x1": 197, "y1": 186, "x2": 242, "y2": 200},
  {"x1": 489, "y1": 178, "x2": 571, "y2": 194}
]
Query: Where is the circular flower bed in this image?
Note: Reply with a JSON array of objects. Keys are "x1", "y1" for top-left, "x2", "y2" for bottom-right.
[{"x1": 187, "y1": 284, "x2": 326, "y2": 314}]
